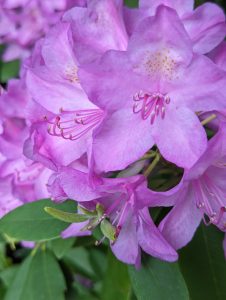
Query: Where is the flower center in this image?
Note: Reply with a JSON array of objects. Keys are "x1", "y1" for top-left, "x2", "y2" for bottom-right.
[
  {"x1": 133, "y1": 90, "x2": 170, "y2": 124},
  {"x1": 195, "y1": 175, "x2": 226, "y2": 230},
  {"x1": 45, "y1": 108, "x2": 104, "y2": 141}
]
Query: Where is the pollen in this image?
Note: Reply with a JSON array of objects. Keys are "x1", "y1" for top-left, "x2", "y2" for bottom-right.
[
  {"x1": 64, "y1": 64, "x2": 80, "y2": 83},
  {"x1": 142, "y1": 48, "x2": 177, "y2": 80}
]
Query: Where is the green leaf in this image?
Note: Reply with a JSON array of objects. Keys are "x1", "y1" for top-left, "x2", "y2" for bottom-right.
[
  {"x1": 0, "y1": 199, "x2": 76, "y2": 241},
  {"x1": 4, "y1": 250, "x2": 66, "y2": 300},
  {"x1": 124, "y1": 0, "x2": 139, "y2": 8},
  {"x1": 179, "y1": 223, "x2": 226, "y2": 300},
  {"x1": 48, "y1": 237, "x2": 75, "y2": 259},
  {"x1": 45, "y1": 206, "x2": 91, "y2": 223},
  {"x1": 63, "y1": 247, "x2": 96, "y2": 279},
  {"x1": 0, "y1": 60, "x2": 20, "y2": 83},
  {"x1": 100, "y1": 219, "x2": 116, "y2": 242},
  {"x1": 0, "y1": 265, "x2": 19, "y2": 288},
  {"x1": 129, "y1": 256, "x2": 189, "y2": 300},
  {"x1": 102, "y1": 251, "x2": 131, "y2": 300}
]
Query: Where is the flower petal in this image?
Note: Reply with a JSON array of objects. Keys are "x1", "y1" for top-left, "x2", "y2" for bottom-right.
[
  {"x1": 92, "y1": 108, "x2": 154, "y2": 172},
  {"x1": 152, "y1": 106, "x2": 207, "y2": 169},
  {"x1": 111, "y1": 207, "x2": 139, "y2": 265},
  {"x1": 159, "y1": 184, "x2": 202, "y2": 249},
  {"x1": 137, "y1": 208, "x2": 178, "y2": 262},
  {"x1": 183, "y1": 3, "x2": 226, "y2": 54}
]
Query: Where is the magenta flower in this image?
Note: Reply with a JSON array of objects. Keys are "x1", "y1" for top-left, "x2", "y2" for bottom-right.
[
  {"x1": 152, "y1": 125, "x2": 226, "y2": 250},
  {"x1": 0, "y1": 0, "x2": 74, "y2": 61},
  {"x1": 80, "y1": 6, "x2": 226, "y2": 172},
  {"x1": 24, "y1": 22, "x2": 104, "y2": 168},
  {"x1": 126, "y1": 0, "x2": 226, "y2": 54},
  {"x1": 0, "y1": 79, "x2": 52, "y2": 216},
  {"x1": 48, "y1": 166, "x2": 178, "y2": 265},
  {"x1": 63, "y1": 0, "x2": 128, "y2": 59}
]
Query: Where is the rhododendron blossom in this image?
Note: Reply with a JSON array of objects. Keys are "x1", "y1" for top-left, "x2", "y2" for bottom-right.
[
  {"x1": 155, "y1": 125, "x2": 226, "y2": 252},
  {"x1": 48, "y1": 166, "x2": 178, "y2": 265},
  {"x1": 0, "y1": 80, "x2": 52, "y2": 216},
  {"x1": 0, "y1": 0, "x2": 226, "y2": 277},
  {"x1": 80, "y1": 6, "x2": 226, "y2": 172}
]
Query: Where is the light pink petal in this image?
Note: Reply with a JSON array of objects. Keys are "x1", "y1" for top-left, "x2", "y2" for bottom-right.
[
  {"x1": 61, "y1": 222, "x2": 91, "y2": 238},
  {"x1": 152, "y1": 106, "x2": 207, "y2": 169},
  {"x1": 93, "y1": 108, "x2": 154, "y2": 172},
  {"x1": 159, "y1": 185, "x2": 202, "y2": 249},
  {"x1": 209, "y1": 41, "x2": 226, "y2": 71},
  {"x1": 138, "y1": 208, "x2": 178, "y2": 262},
  {"x1": 138, "y1": 178, "x2": 186, "y2": 208},
  {"x1": 63, "y1": 0, "x2": 128, "y2": 53},
  {"x1": 56, "y1": 168, "x2": 100, "y2": 202},
  {"x1": 111, "y1": 208, "x2": 139, "y2": 265},
  {"x1": 79, "y1": 50, "x2": 149, "y2": 112},
  {"x1": 183, "y1": 3, "x2": 226, "y2": 54},
  {"x1": 128, "y1": 5, "x2": 193, "y2": 83},
  {"x1": 185, "y1": 127, "x2": 226, "y2": 180},
  {"x1": 26, "y1": 67, "x2": 94, "y2": 114},
  {"x1": 42, "y1": 22, "x2": 78, "y2": 81},
  {"x1": 140, "y1": 0, "x2": 194, "y2": 17},
  {"x1": 171, "y1": 54, "x2": 226, "y2": 112}
]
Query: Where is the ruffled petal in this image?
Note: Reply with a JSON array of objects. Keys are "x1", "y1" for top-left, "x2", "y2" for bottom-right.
[{"x1": 183, "y1": 3, "x2": 226, "y2": 54}]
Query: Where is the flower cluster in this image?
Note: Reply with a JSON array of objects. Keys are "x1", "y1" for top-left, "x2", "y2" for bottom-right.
[
  {"x1": 0, "y1": 0, "x2": 86, "y2": 61},
  {"x1": 1, "y1": 0, "x2": 226, "y2": 266}
]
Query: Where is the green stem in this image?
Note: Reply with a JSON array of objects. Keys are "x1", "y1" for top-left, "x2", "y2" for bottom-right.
[{"x1": 143, "y1": 153, "x2": 160, "y2": 177}]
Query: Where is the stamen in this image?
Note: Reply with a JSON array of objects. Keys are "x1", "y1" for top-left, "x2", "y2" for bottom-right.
[
  {"x1": 45, "y1": 108, "x2": 104, "y2": 141},
  {"x1": 195, "y1": 176, "x2": 226, "y2": 229},
  {"x1": 133, "y1": 91, "x2": 170, "y2": 124}
]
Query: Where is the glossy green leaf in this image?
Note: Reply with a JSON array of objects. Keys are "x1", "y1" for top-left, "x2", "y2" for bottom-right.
[
  {"x1": 0, "y1": 199, "x2": 76, "y2": 241},
  {"x1": 0, "y1": 265, "x2": 19, "y2": 288},
  {"x1": 0, "y1": 60, "x2": 20, "y2": 83},
  {"x1": 129, "y1": 257, "x2": 189, "y2": 300},
  {"x1": 4, "y1": 250, "x2": 66, "y2": 300},
  {"x1": 124, "y1": 0, "x2": 139, "y2": 8},
  {"x1": 44, "y1": 206, "x2": 91, "y2": 223},
  {"x1": 179, "y1": 224, "x2": 226, "y2": 300},
  {"x1": 102, "y1": 251, "x2": 131, "y2": 300},
  {"x1": 48, "y1": 237, "x2": 75, "y2": 259},
  {"x1": 63, "y1": 247, "x2": 96, "y2": 279}
]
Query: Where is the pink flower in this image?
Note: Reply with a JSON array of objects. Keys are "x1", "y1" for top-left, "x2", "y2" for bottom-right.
[
  {"x1": 126, "y1": 0, "x2": 226, "y2": 54},
  {"x1": 24, "y1": 22, "x2": 102, "y2": 169},
  {"x1": 48, "y1": 166, "x2": 178, "y2": 265},
  {"x1": 79, "y1": 6, "x2": 226, "y2": 172},
  {"x1": 63, "y1": 0, "x2": 128, "y2": 59},
  {"x1": 153, "y1": 125, "x2": 226, "y2": 250},
  {"x1": 0, "y1": 79, "x2": 52, "y2": 216},
  {"x1": 0, "y1": 0, "x2": 75, "y2": 61}
]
